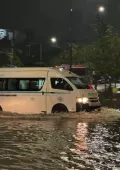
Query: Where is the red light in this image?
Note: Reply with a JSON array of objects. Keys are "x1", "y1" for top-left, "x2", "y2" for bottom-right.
[{"x1": 88, "y1": 84, "x2": 95, "y2": 91}]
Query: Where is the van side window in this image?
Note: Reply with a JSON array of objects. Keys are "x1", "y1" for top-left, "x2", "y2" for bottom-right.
[
  {"x1": 30, "y1": 79, "x2": 45, "y2": 91},
  {"x1": 0, "y1": 79, "x2": 6, "y2": 91},
  {"x1": 8, "y1": 79, "x2": 18, "y2": 91},
  {"x1": 0, "y1": 78, "x2": 45, "y2": 91},
  {"x1": 38, "y1": 79, "x2": 45, "y2": 90},
  {"x1": 19, "y1": 78, "x2": 45, "y2": 91},
  {"x1": 51, "y1": 78, "x2": 73, "y2": 91},
  {"x1": 19, "y1": 80, "x2": 29, "y2": 90}
]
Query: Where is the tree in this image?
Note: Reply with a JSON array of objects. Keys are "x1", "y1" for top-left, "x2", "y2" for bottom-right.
[
  {"x1": 52, "y1": 15, "x2": 120, "y2": 91},
  {"x1": 8, "y1": 52, "x2": 23, "y2": 67},
  {"x1": 51, "y1": 43, "x2": 92, "y2": 65},
  {"x1": 0, "y1": 52, "x2": 10, "y2": 67},
  {"x1": 0, "y1": 50, "x2": 23, "y2": 67}
]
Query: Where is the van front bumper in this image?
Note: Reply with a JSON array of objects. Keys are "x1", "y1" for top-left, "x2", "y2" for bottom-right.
[{"x1": 76, "y1": 101, "x2": 101, "y2": 112}]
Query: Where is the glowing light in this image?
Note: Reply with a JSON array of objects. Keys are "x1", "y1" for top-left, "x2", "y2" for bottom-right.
[
  {"x1": 77, "y1": 97, "x2": 89, "y2": 104},
  {"x1": 50, "y1": 37, "x2": 57, "y2": 43},
  {"x1": 82, "y1": 97, "x2": 89, "y2": 104},
  {"x1": 77, "y1": 98, "x2": 83, "y2": 103},
  {"x1": 59, "y1": 68, "x2": 64, "y2": 71},
  {"x1": 98, "y1": 6, "x2": 105, "y2": 13}
]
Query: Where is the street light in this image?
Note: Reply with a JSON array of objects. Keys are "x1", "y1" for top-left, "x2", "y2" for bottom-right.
[
  {"x1": 98, "y1": 6, "x2": 105, "y2": 13},
  {"x1": 39, "y1": 37, "x2": 57, "y2": 64},
  {"x1": 50, "y1": 37, "x2": 57, "y2": 43},
  {"x1": 69, "y1": 8, "x2": 73, "y2": 70}
]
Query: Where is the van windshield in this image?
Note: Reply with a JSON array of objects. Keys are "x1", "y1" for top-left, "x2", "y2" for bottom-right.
[{"x1": 67, "y1": 77, "x2": 88, "y2": 89}]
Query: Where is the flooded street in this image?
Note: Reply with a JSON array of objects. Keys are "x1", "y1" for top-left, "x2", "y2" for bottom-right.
[{"x1": 0, "y1": 117, "x2": 120, "y2": 170}]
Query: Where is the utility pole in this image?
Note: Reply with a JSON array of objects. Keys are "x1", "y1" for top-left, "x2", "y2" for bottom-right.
[
  {"x1": 11, "y1": 29, "x2": 14, "y2": 65},
  {"x1": 69, "y1": 2, "x2": 73, "y2": 71},
  {"x1": 40, "y1": 43, "x2": 42, "y2": 62},
  {"x1": 27, "y1": 44, "x2": 31, "y2": 57}
]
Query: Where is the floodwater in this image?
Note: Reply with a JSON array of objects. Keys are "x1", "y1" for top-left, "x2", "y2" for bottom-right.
[{"x1": 0, "y1": 117, "x2": 120, "y2": 170}]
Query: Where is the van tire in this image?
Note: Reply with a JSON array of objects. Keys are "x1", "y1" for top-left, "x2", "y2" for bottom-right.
[
  {"x1": 97, "y1": 107, "x2": 101, "y2": 112},
  {"x1": 52, "y1": 104, "x2": 68, "y2": 113},
  {"x1": 0, "y1": 106, "x2": 3, "y2": 111}
]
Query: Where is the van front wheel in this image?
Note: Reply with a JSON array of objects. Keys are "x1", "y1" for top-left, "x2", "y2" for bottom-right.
[{"x1": 52, "y1": 104, "x2": 68, "y2": 113}]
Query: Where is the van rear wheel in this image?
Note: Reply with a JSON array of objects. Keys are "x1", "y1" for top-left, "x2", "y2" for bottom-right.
[{"x1": 52, "y1": 104, "x2": 68, "y2": 113}]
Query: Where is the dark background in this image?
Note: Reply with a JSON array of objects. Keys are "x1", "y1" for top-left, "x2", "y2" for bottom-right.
[
  {"x1": 0, "y1": 0, "x2": 119, "y2": 42},
  {"x1": 0, "y1": 0, "x2": 120, "y2": 66}
]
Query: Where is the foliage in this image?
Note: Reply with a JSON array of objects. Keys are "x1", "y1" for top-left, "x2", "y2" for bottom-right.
[
  {"x1": 48, "y1": 13, "x2": 120, "y2": 81},
  {"x1": 0, "y1": 52, "x2": 10, "y2": 67},
  {"x1": 74, "y1": 34, "x2": 120, "y2": 78},
  {"x1": 54, "y1": 16, "x2": 120, "y2": 80},
  {"x1": 51, "y1": 44, "x2": 92, "y2": 65},
  {"x1": 8, "y1": 52, "x2": 23, "y2": 67},
  {"x1": 91, "y1": 21, "x2": 120, "y2": 78},
  {"x1": 0, "y1": 50, "x2": 23, "y2": 67},
  {"x1": 94, "y1": 14, "x2": 113, "y2": 37},
  {"x1": 90, "y1": 16, "x2": 120, "y2": 78}
]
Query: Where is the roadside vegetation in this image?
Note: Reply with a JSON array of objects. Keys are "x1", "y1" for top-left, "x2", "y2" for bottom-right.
[{"x1": 51, "y1": 16, "x2": 120, "y2": 91}]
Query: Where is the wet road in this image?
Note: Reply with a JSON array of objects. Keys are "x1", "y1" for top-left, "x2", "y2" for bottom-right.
[{"x1": 0, "y1": 118, "x2": 120, "y2": 170}]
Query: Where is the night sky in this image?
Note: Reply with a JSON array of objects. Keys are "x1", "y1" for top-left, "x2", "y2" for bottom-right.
[{"x1": 0, "y1": 0, "x2": 120, "y2": 42}]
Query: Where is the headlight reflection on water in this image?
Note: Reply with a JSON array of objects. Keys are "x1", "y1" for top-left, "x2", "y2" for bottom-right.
[
  {"x1": 0, "y1": 118, "x2": 119, "y2": 170},
  {"x1": 61, "y1": 122, "x2": 120, "y2": 170},
  {"x1": 72, "y1": 123, "x2": 88, "y2": 156}
]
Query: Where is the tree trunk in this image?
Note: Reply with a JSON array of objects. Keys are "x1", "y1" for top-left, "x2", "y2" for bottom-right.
[
  {"x1": 104, "y1": 79, "x2": 107, "y2": 97},
  {"x1": 108, "y1": 79, "x2": 112, "y2": 97},
  {"x1": 105, "y1": 81, "x2": 107, "y2": 92},
  {"x1": 95, "y1": 83, "x2": 97, "y2": 90},
  {"x1": 115, "y1": 78, "x2": 117, "y2": 88}
]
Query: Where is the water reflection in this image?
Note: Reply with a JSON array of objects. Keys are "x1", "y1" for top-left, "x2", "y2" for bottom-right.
[
  {"x1": 66, "y1": 121, "x2": 120, "y2": 170},
  {"x1": 0, "y1": 119, "x2": 119, "y2": 170},
  {"x1": 72, "y1": 123, "x2": 88, "y2": 156},
  {"x1": 0, "y1": 119, "x2": 77, "y2": 170},
  {"x1": 88, "y1": 123, "x2": 120, "y2": 169}
]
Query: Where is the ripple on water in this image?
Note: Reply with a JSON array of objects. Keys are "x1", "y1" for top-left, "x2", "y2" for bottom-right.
[
  {"x1": 62, "y1": 121, "x2": 120, "y2": 170},
  {"x1": 0, "y1": 119, "x2": 119, "y2": 169}
]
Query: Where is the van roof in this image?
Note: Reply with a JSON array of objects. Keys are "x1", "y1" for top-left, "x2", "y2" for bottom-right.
[
  {"x1": 0, "y1": 67, "x2": 79, "y2": 78},
  {"x1": 0, "y1": 67, "x2": 53, "y2": 71}
]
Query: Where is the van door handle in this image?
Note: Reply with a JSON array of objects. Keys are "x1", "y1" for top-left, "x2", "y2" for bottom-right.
[
  {"x1": 50, "y1": 92, "x2": 55, "y2": 94},
  {"x1": 42, "y1": 91, "x2": 44, "y2": 95}
]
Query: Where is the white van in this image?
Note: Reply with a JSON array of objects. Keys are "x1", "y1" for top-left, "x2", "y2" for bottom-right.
[{"x1": 0, "y1": 67, "x2": 101, "y2": 114}]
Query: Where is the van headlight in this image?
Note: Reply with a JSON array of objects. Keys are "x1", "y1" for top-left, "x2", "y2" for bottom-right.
[
  {"x1": 77, "y1": 98, "x2": 83, "y2": 103},
  {"x1": 82, "y1": 97, "x2": 89, "y2": 104},
  {"x1": 77, "y1": 97, "x2": 89, "y2": 104}
]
